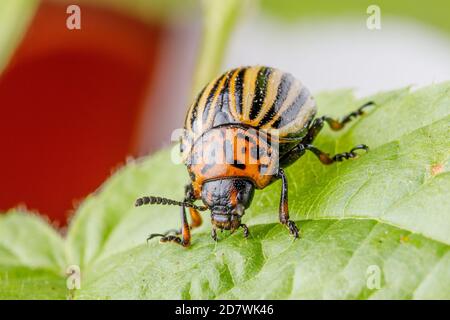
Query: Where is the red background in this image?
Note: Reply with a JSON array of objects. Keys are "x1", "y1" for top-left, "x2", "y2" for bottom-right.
[{"x1": 0, "y1": 2, "x2": 162, "y2": 224}]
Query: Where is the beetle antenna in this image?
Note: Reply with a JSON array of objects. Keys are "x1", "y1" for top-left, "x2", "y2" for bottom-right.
[{"x1": 134, "y1": 196, "x2": 208, "y2": 211}]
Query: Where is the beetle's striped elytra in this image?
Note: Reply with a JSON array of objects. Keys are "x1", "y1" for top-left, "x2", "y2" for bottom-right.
[
  {"x1": 136, "y1": 65, "x2": 374, "y2": 247},
  {"x1": 182, "y1": 66, "x2": 316, "y2": 158}
]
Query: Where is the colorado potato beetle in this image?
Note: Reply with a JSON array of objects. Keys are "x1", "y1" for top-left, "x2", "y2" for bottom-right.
[{"x1": 135, "y1": 66, "x2": 373, "y2": 247}]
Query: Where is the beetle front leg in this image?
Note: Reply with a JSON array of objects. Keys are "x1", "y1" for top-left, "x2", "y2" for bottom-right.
[
  {"x1": 277, "y1": 168, "x2": 299, "y2": 239},
  {"x1": 305, "y1": 144, "x2": 368, "y2": 165},
  {"x1": 157, "y1": 206, "x2": 202, "y2": 237},
  {"x1": 149, "y1": 184, "x2": 202, "y2": 238},
  {"x1": 148, "y1": 204, "x2": 191, "y2": 247}
]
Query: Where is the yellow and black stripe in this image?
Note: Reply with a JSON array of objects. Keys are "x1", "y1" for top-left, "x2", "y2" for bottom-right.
[{"x1": 184, "y1": 65, "x2": 316, "y2": 147}]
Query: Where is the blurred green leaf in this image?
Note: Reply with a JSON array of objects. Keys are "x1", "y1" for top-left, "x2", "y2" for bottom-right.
[
  {"x1": 260, "y1": 0, "x2": 450, "y2": 34},
  {"x1": 1, "y1": 83, "x2": 449, "y2": 299},
  {"x1": 0, "y1": 0, "x2": 38, "y2": 75},
  {"x1": 191, "y1": 0, "x2": 242, "y2": 96},
  {"x1": 0, "y1": 212, "x2": 67, "y2": 299},
  {"x1": 0, "y1": 267, "x2": 67, "y2": 300}
]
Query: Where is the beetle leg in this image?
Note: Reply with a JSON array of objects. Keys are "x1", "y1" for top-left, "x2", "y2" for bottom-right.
[
  {"x1": 185, "y1": 184, "x2": 203, "y2": 229},
  {"x1": 211, "y1": 227, "x2": 218, "y2": 242},
  {"x1": 302, "y1": 117, "x2": 325, "y2": 145},
  {"x1": 304, "y1": 144, "x2": 369, "y2": 165},
  {"x1": 155, "y1": 206, "x2": 202, "y2": 237},
  {"x1": 149, "y1": 184, "x2": 203, "y2": 238},
  {"x1": 184, "y1": 183, "x2": 196, "y2": 202},
  {"x1": 301, "y1": 101, "x2": 374, "y2": 147},
  {"x1": 279, "y1": 143, "x2": 306, "y2": 168},
  {"x1": 280, "y1": 100, "x2": 371, "y2": 167},
  {"x1": 148, "y1": 228, "x2": 180, "y2": 238},
  {"x1": 321, "y1": 101, "x2": 375, "y2": 131},
  {"x1": 188, "y1": 207, "x2": 203, "y2": 229},
  {"x1": 241, "y1": 224, "x2": 249, "y2": 238},
  {"x1": 277, "y1": 168, "x2": 299, "y2": 239},
  {"x1": 148, "y1": 204, "x2": 191, "y2": 247}
]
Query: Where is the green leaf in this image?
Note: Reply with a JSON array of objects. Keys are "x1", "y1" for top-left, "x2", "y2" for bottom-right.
[
  {"x1": 0, "y1": 211, "x2": 67, "y2": 299},
  {"x1": 0, "y1": 0, "x2": 38, "y2": 75},
  {"x1": 74, "y1": 220, "x2": 450, "y2": 299},
  {"x1": 1, "y1": 83, "x2": 449, "y2": 299},
  {"x1": 191, "y1": 0, "x2": 242, "y2": 96},
  {"x1": 260, "y1": 0, "x2": 450, "y2": 35}
]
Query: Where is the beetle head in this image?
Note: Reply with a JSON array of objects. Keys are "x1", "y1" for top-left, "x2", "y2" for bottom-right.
[{"x1": 201, "y1": 178, "x2": 254, "y2": 232}]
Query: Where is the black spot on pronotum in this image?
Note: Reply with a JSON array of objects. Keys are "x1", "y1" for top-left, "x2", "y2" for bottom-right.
[
  {"x1": 232, "y1": 163, "x2": 246, "y2": 170},
  {"x1": 237, "y1": 132, "x2": 256, "y2": 145}
]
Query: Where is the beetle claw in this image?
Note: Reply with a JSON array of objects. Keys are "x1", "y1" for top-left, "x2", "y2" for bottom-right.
[
  {"x1": 211, "y1": 228, "x2": 218, "y2": 242},
  {"x1": 287, "y1": 220, "x2": 300, "y2": 239},
  {"x1": 147, "y1": 233, "x2": 165, "y2": 243},
  {"x1": 159, "y1": 235, "x2": 182, "y2": 244},
  {"x1": 351, "y1": 144, "x2": 369, "y2": 153},
  {"x1": 241, "y1": 224, "x2": 249, "y2": 238}
]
